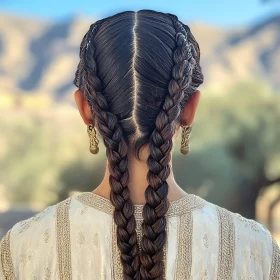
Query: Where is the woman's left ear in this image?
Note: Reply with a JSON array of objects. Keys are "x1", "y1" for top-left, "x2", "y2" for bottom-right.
[
  {"x1": 181, "y1": 90, "x2": 201, "y2": 126},
  {"x1": 74, "y1": 90, "x2": 93, "y2": 125}
]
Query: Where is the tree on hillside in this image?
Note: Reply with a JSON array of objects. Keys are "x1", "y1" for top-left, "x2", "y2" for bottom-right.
[{"x1": 173, "y1": 82, "x2": 280, "y2": 220}]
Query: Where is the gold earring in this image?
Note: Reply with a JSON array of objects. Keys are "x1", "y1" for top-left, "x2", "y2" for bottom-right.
[
  {"x1": 87, "y1": 123, "x2": 99, "y2": 154},
  {"x1": 180, "y1": 125, "x2": 192, "y2": 155}
]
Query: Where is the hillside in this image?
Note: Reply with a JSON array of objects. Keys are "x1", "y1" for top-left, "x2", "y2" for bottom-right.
[{"x1": 0, "y1": 12, "x2": 279, "y2": 103}]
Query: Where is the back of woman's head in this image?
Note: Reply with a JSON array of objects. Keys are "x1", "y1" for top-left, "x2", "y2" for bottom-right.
[{"x1": 74, "y1": 9, "x2": 203, "y2": 280}]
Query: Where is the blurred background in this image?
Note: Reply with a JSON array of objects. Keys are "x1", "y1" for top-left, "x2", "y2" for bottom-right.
[{"x1": 0, "y1": 0, "x2": 279, "y2": 244}]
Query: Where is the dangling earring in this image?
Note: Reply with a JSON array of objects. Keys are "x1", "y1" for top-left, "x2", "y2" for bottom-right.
[
  {"x1": 180, "y1": 125, "x2": 192, "y2": 155},
  {"x1": 87, "y1": 123, "x2": 99, "y2": 154}
]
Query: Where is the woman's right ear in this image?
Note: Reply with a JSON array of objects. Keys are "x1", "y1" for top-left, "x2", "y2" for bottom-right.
[
  {"x1": 181, "y1": 90, "x2": 201, "y2": 126},
  {"x1": 74, "y1": 90, "x2": 93, "y2": 125}
]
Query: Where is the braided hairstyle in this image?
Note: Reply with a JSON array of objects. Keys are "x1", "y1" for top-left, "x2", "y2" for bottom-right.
[{"x1": 74, "y1": 10, "x2": 203, "y2": 280}]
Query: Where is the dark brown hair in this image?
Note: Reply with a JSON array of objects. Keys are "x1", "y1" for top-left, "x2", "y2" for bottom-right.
[{"x1": 74, "y1": 9, "x2": 203, "y2": 280}]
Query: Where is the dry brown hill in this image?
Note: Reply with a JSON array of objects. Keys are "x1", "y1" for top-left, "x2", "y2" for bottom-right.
[{"x1": 0, "y1": 12, "x2": 279, "y2": 102}]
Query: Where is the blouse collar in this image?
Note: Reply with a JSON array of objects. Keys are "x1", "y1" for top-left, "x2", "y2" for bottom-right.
[{"x1": 74, "y1": 191, "x2": 207, "y2": 219}]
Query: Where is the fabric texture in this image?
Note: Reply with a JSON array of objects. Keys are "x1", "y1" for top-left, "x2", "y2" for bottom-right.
[{"x1": 0, "y1": 191, "x2": 279, "y2": 280}]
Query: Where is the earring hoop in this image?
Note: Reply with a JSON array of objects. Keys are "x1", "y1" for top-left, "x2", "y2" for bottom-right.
[
  {"x1": 87, "y1": 123, "x2": 99, "y2": 154},
  {"x1": 180, "y1": 125, "x2": 192, "y2": 155}
]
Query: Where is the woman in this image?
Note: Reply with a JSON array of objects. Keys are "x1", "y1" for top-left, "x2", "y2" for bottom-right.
[{"x1": 0, "y1": 9, "x2": 279, "y2": 280}]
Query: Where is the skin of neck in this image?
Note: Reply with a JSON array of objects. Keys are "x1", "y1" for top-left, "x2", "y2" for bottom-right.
[{"x1": 93, "y1": 134, "x2": 188, "y2": 205}]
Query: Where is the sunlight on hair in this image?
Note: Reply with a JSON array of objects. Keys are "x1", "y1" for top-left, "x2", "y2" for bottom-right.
[{"x1": 132, "y1": 11, "x2": 142, "y2": 138}]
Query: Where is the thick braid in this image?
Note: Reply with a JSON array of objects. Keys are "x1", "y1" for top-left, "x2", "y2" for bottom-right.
[
  {"x1": 139, "y1": 19, "x2": 197, "y2": 280},
  {"x1": 181, "y1": 23, "x2": 204, "y2": 91},
  {"x1": 78, "y1": 22, "x2": 141, "y2": 280}
]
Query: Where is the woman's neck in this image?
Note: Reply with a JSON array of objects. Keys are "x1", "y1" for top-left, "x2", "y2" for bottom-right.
[{"x1": 93, "y1": 148, "x2": 188, "y2": 205}]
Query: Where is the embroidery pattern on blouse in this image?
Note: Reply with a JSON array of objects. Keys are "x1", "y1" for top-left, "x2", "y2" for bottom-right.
[
  {"x1": 74, "y1": 192, "x2": 207, "y2": 218},
  {"x1": 200, "y1": 268, "x2": 209, "y2": 280},
  {"x1": 56, "y1": 197, "x2": 72, "y2": 280},
  {"x1": 269, "y1": 233, "x2": 280, "y2": 280},
  {"x1": 112, "y1": 220, "x2": 123, "y2": 280},
  {"x1": 17, "y1": 206, "x2": 51, "y2": 234},
  {"x1": 92, "y1": 232, "x2": 100, "y2": 248},
  {"x1": 44, "y1": 265, "x2": 52, "y2": 280},
  {"x1": 203, "y1": 233, "x2": 209, "y2": 248},
  {"x1": 77, "y1": 231, "x2": 85, "y2": 246},
  {"x1": 43, "y1": 228, "x2": 50, "y2": 244},
  {"x1": 18, "y1": 249, "x2": 32, "y2": 270},
  {"x1": 0, "y1": 229, "x2": 15, "y2": 280},
  {"x1": 216, "y1": 206, "x2": 235, "y2": 280},
  {"x1": 175, "y1": 211, "x2": 193, "y2": 280},
  {"x1": 234, "y1": 213, "x2": 260, "y2": 232},
  {"x1": 163, "y1": 219, "x2": 168, "y2": 279},
  {"x1": 112, "y1": 214, "x2": 169, "y2": 280}
]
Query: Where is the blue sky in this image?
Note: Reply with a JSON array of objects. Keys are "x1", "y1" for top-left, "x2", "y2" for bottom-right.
[{"x1": 0, "y1": 0, "x2": 279, "y2": 27}]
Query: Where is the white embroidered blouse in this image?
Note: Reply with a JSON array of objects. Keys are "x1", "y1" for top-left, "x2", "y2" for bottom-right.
[{"x1": 0, "y1": 191, "x2": 279, "y2": 280}]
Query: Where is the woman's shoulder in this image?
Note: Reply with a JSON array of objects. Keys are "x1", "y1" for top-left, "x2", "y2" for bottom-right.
[
  {"x1": 196, "y1": 197, "x2": 279, "y2": 252},
  {"x1": 190, "y1": 197, "x2": 280, "y2": 278},
  {"x1": 0, "y1": 192, "x2": 109, "y2": 245},
  {"x1": 0, "y1": 196, "x2": 79, "y2": 278},
  {"x1": 0, "y1": 198, "x2": 62, "y2": 255},
  {"x1": 2, "y1": 198, "x2": 66, "y2": 241},
  {"x1": 0, "y1": 193, "x2": 103, "y2": 252},
  {"x1": 0, "y1": 198, "x2": 62, "y2": 278},
  {"x1": 190, "y1": 195, "x2": 274, "y2": 240}
]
